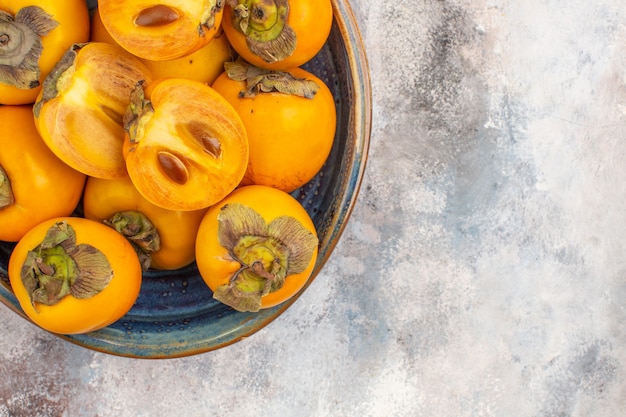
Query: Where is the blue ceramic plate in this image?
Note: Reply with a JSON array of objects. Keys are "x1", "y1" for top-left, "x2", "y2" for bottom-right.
[{"x1": 0, "y1": 0, "x2": 371, "y2": 358}]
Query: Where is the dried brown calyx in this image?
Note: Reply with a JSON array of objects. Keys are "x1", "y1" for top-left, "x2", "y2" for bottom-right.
[
  {"x1": 226, "y1": 0, "x2": 296, "y2": 63},
  {"x1": 123, "y1": 80, "x2": 153, "y2": 146},
  {"x1": 20, "y1": 221, "x2": 113, "y2": 309},
  {"x1": 104, "y1": 211, "x2": 161, "y2": 271},
  {"x1": 213, "y1": 203, "x2": 318, "y2": 312},
  {"x1": 0, "y1": 165, "x2": 13, "y2": 209},
  {"x1": 202, "y1": 0, "x2": 226, "y2": 32},
  {"x1": 224, "y1": 58, "x2": 319, "y2": 98},
  {"x1": 0, "y1": 6, "x2": 58, "y2": 89}
]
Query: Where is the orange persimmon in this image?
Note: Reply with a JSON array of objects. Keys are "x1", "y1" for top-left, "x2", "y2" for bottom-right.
[
  {"x1": 0, "y1": 105, "x2": 86, "y2": 242},
  {"x1": 83, "y1": 176, "x2": 207, "y2": 270},
  {"x1": 222, "y1": 0, "x2": 333, "y2": 70},
  {"x1": 0, "y1": 0, "x2": 90, "y2": 104},
  {"x1": 123, "y1": 78, "x2": 248, "y2": 211},
  {"x1": 8, "y1": 217, "x2": 142, "y2": 334},
  {"x1": 98, "y1": 0, "x2": 225, "y2": 61},
  {"x1": 195, "y1": 185, "x2": 319, "y2": 312},
  {"x1": 211, "y1": 60, "x2": 336, "y2": 192},
  {"x1": 91, "y1": 6, "x2": 232, "y2": 85},
  {"x1": 33, "y1": 42, "x2": 153, "y2": 179}
]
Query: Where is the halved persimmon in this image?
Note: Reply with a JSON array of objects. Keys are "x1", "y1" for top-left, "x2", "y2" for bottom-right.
[
  {"x1": 91, "y1": 6, "x2": 232, "y2": 85},
  {"x1": 33, "y1": 42, "x2": 153, "y2": 179},
  {"x1": 123, "y1": 78, "x2": 249, "y2": 211},
  {"x1": 98, "y1": 0, "x2": 225, "y2": 61}
]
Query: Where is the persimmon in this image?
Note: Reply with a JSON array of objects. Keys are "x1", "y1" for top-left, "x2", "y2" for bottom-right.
[
  {"x1": 98, "y1": 0, "x2": 225, "y2": 61},
  {"x1": 222, "y1": 0, "x2": 333, "y2": 70},
  {"x1": 0, "y1": 105, "x2": 86, "y2": 242},
  {"x1": 211, "y1": 60, "x2": 336, "y2": 192},
  {"x1": 8, "y1": 217, "x2": 142, "y2": 334},
  {"x1": 83, "y1": 176, "x2": 207, "y2": 270},
  {"x1": 195, "y1": 185, "x2": 319, "y2": 312},
  {"x1": 91, "y1": 6, "x2": 232, "y2": 85},
  {"x1": 0, "y1": 0, "x2": 90, "y2": 104},
  {"x1": 123, "y1": 78, "x2": 249, "y2": 211},
  {"x1": 33, "y1": 42, "x2": 153, "y2": 179}
]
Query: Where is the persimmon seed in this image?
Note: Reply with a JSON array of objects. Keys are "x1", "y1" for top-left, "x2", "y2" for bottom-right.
[
  {"x1": 188, "y1": 121, "x2": 222, "y2": 158},
  {"x1": 135, "y1": 5, "x2": 179, "y2": 27},
  {"x1": 157, "y1": 151, "x2": 189, "y2": 185}
]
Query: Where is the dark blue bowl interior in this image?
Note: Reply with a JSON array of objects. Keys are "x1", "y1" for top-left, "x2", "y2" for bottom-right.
[{"x1": 0, "y1": 0, "x2": 370, "y2": 358}]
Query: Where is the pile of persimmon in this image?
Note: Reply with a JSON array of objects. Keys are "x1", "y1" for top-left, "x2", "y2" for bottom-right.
[{"x1": 0, "y1": 0, "x2": 336, "y2": 334}]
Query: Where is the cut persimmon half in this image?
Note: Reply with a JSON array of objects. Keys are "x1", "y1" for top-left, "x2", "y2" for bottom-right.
[
  {"x1": 98, "y1": 0, "x2": 225, "y2": 61},
  {"x1": 123, "y1": 78, "x2": 249, "y2": 211},
  {"x1": 33, "y1": 42, "x2": 153, "y2": 179}
]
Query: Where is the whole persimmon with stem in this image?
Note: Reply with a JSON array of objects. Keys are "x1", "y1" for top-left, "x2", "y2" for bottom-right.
[
  {"x1": 212, "y1": 59, "x2": 336, "y2": 193},
  {"x1": 0, "y1": 0, "x2": 90, "y2": 104},
  {"x1": 221, "y1": 0, "x2": 333, "y2": 70}
]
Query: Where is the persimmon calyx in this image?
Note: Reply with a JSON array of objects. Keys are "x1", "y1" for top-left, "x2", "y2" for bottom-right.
[
  {"x1": 0, "y1": 165, "x2": 14, "y2": 209},
  {"x1": 224, "y1": 59, "x2": 320, "y2": 98},
  {"x1": 104, "y1": 211, "x2": 161, "y2": 271},
  {"x1": 33, "y1": 43, "x2": 83, "y2": 118},
  {"x1": 203, "y1": 0, "x2": 226, "y2": 31},
  {"x1": 20, "y1": 221, "x2": 113, "y2": 309},
  {"x1": 213, "y1": 203, "x2": 318, "y2": 312},
  {"x1": 124, "y1": 81, "x2": 154, "y2": 145},
  {"x1": 227, "y1": 0, "x2": 295, "y2": 63},
  {"x1": 0, "y1": 6, "x2": 58, "y2": 89}
]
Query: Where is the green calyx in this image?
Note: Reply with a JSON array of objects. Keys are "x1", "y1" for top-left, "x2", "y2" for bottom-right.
[
  {"x1": 104, "y1": 211, "x2": 161, "y2": 271},
  {"x1": 224, "y1": 59, "x2": 319, "y2": 98},
  {"x1": 0, "y1": 165, "x2": 14, "y2": 209},
  {"x1": 0, "y1": 6, "x2": 58, "y2": 89},
  {"x1": 228, "y1": 0, "x2": 296, "y2": 63},
  {"x1": 20, "y1": 221, "x2": 113, "y2": 309},
  {"x1": 214, "y1": 203, "x2": 318, "y2": 312}
]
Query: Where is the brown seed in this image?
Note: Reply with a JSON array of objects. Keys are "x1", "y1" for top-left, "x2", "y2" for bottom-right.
[
  {"x1": 135, "y1": 5, "x2": 179, "y2": 27},
  {"x1": 188, "y1": 121, "x2": 222, "y2": 158},
  {"x1": 157, "y1": 151, "x2": 188, "y2": 185}
]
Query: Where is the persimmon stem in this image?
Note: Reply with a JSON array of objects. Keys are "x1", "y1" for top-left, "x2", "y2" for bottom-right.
[{"x1": 228, "y1": 0, "x2": 295, "y2": 63}]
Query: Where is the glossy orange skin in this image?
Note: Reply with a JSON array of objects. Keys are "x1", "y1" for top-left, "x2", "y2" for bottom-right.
[
  {"x1": 91, "y1": 7, "x2": 232, "y2": 85},
  {"x1": 222, "y1": 0, "x2": 333, "y2": 70},
  {"x1": 83, "y1": 176, "x2": 207, "y2": 270},
  {"x1": 0, "y1": 105, "x2": 86, "y2": 242},
  {"x1": 0, "y1": 0, "x2": 90, "y2": 104},
  {"x1": 124, "y1": 78, "x2": 249, "y2": 211},
  {"x1": 212, "y1": 67, "x2": 336, "y2": 192},
  {"x1": 98, "y1": 0, "x2": 224, "y2": 61},
  {"x1": 8, "y1": 217, "x2": 142, "y2": 335},
  {"x1": 195, "y1": 185, "x2": 318, "y2": 310}
]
